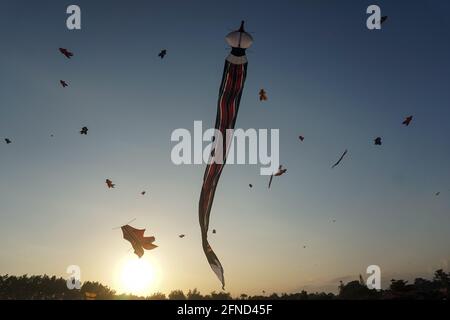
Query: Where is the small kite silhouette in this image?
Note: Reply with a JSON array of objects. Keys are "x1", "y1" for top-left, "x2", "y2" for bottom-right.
[
  {"x1": 402, "y1": 116, "x2": 413, "y2": 126},
  {"x1": 59, "y1": 48, "x2": 73, "y2": 59},
  {"x1": 141, "y1": 191, "x2": 146, "y2": 196},
  {"x1": 299, "y1": 136, "x2": 305, "y2": 142},
  {"x1": 106, "y1": 179, "x2": 115, "y2": 189},
  {"x1": 332, "y1": 150, "x2": 348, "y2": 169},
  {"x1": 212, "y1": 229, "x2": 217, "y2": 234},
  {"x1": 121, "y1": 225, "x2": 157, "y2": 258},
  {"x1": 80, "y1": 127, "x2": 88, "y2": 135},
  {"x1": 435, "y1": 192, "x2": 440, "y2": 196},
  {"x1": 249, "y1": 184, "x2": 253, "y2": 188},
  {"x1": 85, "y1": 292, "x2": 97, "y2": 300},
  {"x1": 4, "y1": 138, "x2": 12, "y2": 144},
  {"x1": 179, "y1": 234, "x2": 185, "y2": 238},
  {"x1": 60, "y1": 80, "x2": 68, "y2": 88},
  {"x1": 359, "y1": 274, "x2": 366, "y2": 285},
  {"x1": 268, "y1": 165, "x2": 287, "y2": 189},
  {"x1": 259, "y1": 89, "x2": 267, "y2": 101},
  {"x1": 374, "y1": 137, "x2": 382, "y2": 145},
  {"x1": 158, "y1": 49, "x2": 167, "y2": 59}
]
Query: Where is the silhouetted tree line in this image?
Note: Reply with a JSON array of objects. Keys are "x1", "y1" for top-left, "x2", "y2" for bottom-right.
[{"x1": 0, "y1": 270, "x2": 448, "y2": 300}]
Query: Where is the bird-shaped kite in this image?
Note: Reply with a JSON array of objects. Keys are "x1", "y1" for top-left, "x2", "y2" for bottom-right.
[
  {"x1": 106, "y1": 179, "x2": 115, "y2": 189},
  {"x1": 158, "y1": 49, "x2": 167, "y2": 59},
  {"x1": 121, "y1": 225, "x2": 157, "y2": 258},
  {"x1": 259, "y1": 89, "x2": 267, "y2": 101},
  {"x1": 4, "y1": 138, "x2": 12, "y2": 144},
  {"x1": 299, "y1": 136, "x2": 305, "y2": 142},
  {"x1": 374, "y1": 137, "x2": 382, "y2": 146},
  {"x1": 59, "y1": 48, "x2": 74, "y2": 59},
  {"x1": 80, "y1": 127, "x2": 88, "y2": 135},
  {"x1": 380, "y1": 16, "x2": 388, "y2": 25},
  {"x1": 268, "y1": 165, "x2": 287, "y2": 189},
  {"x1": 331, "y1": 150, "x2": 348, "y2": 169},
  {"x1": 60, "y1": 80, "x2": 68, "y2": 88},
  {"x1": 402, "y1": 116, "x2": 413, "y2": 126}
]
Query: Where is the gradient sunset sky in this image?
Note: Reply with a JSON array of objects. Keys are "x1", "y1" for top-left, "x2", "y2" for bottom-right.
[{"x1": 0, "y1": 0, "x2": 449, "y2": 296}]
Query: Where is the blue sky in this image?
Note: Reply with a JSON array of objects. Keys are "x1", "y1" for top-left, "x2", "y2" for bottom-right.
[{"x1": 0, "y1": 0, "x2": 449, "y2": 296}]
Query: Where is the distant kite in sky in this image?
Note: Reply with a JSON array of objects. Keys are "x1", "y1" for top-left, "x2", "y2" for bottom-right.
[
  {"x1": 141, "y1": 191, "x2": 146, "y2": 196},
  {"x1": 179, "y1": 234, "x2": 185, "y2": 238},
  {"x1": 4, "y1": 138, "x2": 12, "y2": 144},
  {"x1": 435, "y1": 192, "x2": 440, "y2": 196},
  {"x1": 80, "y1": 127, "x2": 88, "y2": 135},
  {"x1": 374, "y1": 137, "x2": 382, "y2": 145},
  {"x1": 359, "y1": 274, "x2": 365, "y2": 285},
  {"x1": 85, "y1": 292, "x2": 97, "y2": 300},
  {"x1": 212, "y1": 229, "x2": 217, "y2": 234},
  {"x1": 59, "y1": 48, "x2": 73, "y2": 59},
  {"x1": 403, "y1": 116, "x2": 413, "y2": 126},
  {"x1": 299, "y1": 135, "x2": 305, "y2": 142},
  {"x1": 268, "y1": 165, "x2": 287, "y2": 189},
  {"x1": 121, "y1": 225, "x2": 157, "y2": 258},
  {"x1": 249, "y1": 184, "x2": 253, "y2": 188},
  {"x1": 158, "y1": 49, "x2": 167, "y2": 59},
  {"x1": 332, "y1": 150, "x2": 348, "y2": 169},
  {"x1": 106, "y1": 179, "x2": 115, "y2": 189},
  {"x1": 381, "y1": 16, "x2": 388, "y2": 24},
  {"x1": 259, "y1": 89, "x2": 267, "y2": 101},
  {"x1": 60, "y1": 80, "x2": 68, "y2": 88},
  {"x1": 198, "y1": 21, "x2": 253, "y2": 290}
]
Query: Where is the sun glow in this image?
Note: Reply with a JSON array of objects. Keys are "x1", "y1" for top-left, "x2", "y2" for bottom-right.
[{"x1": 116, "y1": 256, "x2": 160, "y2": 296}]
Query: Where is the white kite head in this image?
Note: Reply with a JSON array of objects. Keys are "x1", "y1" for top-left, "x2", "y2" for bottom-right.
[{"x1": 225, "y1": 21, "x2": 254, "y2": 50}]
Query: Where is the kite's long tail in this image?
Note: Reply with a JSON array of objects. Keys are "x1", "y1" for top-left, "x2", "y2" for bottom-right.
[
  {"x1": 199, "y1": 162, "x2": 226, "y2": 289},
  {"x1": 199, "y1": 59, "x2": 248, "y2": 289}
]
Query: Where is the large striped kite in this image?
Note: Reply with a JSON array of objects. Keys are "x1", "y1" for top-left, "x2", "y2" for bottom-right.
[{"x1": 198, "y1": 21, "x2": 253, "y2": 289}]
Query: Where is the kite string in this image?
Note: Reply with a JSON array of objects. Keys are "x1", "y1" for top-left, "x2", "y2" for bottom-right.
[{"x1": 112, "y1": 218, "x2": 136, "y2": 230}]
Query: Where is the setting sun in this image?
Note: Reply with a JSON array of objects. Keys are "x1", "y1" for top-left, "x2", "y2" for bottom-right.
[{"x1": 116, "y1": 257, "x2": 160, "y2": 296}]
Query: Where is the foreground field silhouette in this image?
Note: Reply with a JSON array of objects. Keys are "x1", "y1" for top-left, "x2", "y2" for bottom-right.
[{"x1": 0, "y1": 269, "x2": 448, "y2": 300}]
